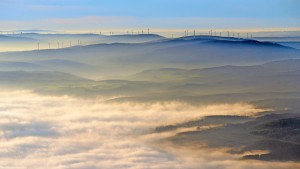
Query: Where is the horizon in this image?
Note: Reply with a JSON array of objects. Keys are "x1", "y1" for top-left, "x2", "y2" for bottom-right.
[
  {"x1": 0, "y1": 29, "x2": 299, "y2": 52},
  {"x1": 1, "y1": 1, "x2": 300, "y2": 169},
  {"x1": 1, "y1": 28, "x2": 300, "y2": 37}
]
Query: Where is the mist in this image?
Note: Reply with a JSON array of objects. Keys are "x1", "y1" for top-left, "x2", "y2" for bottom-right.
[
  {"x1": 0, "y1": 90, "x2": 298, "y2": 169},
  {"x1": 0, "y1": 31, "x2": 300, "y2": 169},
  {"x1": 1, "y1": 0, "x2": 300, "y2": 168}
]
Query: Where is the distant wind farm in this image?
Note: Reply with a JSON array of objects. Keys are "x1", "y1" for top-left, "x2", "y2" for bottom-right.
[{"x1": 1, "y1": 0, "x2": 300, "y2": 168}]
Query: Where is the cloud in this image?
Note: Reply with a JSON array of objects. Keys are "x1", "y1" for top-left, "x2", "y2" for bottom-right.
[{"x1": 0, "y1": 90, "x2": 298, "y2": 169}]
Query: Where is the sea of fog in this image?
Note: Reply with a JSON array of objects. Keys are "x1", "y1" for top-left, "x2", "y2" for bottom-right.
[{"x1": 0, "y1": 91, "x2": 299, "y2": 169}]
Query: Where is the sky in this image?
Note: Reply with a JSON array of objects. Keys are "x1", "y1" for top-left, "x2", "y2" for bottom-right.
[{"x1": 0, "y1": 0, "x2": 300, "y2": 32}]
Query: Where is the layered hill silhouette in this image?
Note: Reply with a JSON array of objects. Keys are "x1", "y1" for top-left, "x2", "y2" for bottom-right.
[
  {"x1": 0, "y1": 34, "x2": 300, "y2": 162},
  {"x1": 1, "y1": 35, "x2": 299, "y2": 78}
]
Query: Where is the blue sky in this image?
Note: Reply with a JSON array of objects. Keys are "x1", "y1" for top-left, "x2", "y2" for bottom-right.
[{"x1": 1, "y1": 0, "x2": 299, "y2": 31}]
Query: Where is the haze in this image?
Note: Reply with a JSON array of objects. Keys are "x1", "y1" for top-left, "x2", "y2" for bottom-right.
[{"x1": 0, "y1": 1, "x2": 300, "y2": 169}]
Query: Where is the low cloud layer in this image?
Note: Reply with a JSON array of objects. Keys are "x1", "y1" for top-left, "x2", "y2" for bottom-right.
[{"x1": 0, "y1": 90, "x2": 298, "y2": 169}]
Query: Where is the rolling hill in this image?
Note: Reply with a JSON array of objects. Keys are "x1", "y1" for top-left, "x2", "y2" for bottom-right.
[{"x1": 1, "y1": 35, "x2": 299, "y2": 78}]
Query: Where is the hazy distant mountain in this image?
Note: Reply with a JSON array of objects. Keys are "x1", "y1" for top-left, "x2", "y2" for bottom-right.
[
  {"x1": 254, "y1": 36, "x2": 300, "y2": 42},
  {"x1": 1, "y1": 36, "x2": 299, "y2": 78},
  {"x1": 0, "y1": 36, "x2": 299, "y2": 100},
  {"x1": 0, "y1": 35, "x2": 39, "y2": 52},
  {"x1": 0, "y1": 35, "x2": 37, "y2": 42},
  {"x1": 254, "y1": 36, "x2": 300, "y2": 49},
  {"x1": 133, "y1": 59, "x2": 300, "y2": 83},
  {"x1": 0, "y1": 61, "x2": 46, "y2": 71},
  {"x1": 108, "y1": 59, "x2": 300, "y2": 103},
  {"x1": 0, "y1": 59, "x2": 98, "y2": 78},
  {"x1": 20, "y1": 33, "x2": 104, "y2": 41},
  {"x1": 95, "y1": 34, "x2": 165, "y2": 43},
  {"x1": 18, "y1": 33, "x2": 165, "y2": 45},
  {"x1": 35, "y1": 59, "x2": 98, "y2": 77},
  {"x1": 141, "y1": 38, "x2": 298, "y2": 66},
  {"x1": 0, "y1": 71, "x2": 89, "y2": 88},
  {"x1": 36, "y1": 59, "x2": 91, "y2": 67},
  {"x1": 0, "y1": 33, "x2": 165, "y2": 52},
  {"x1": 0, "y1": 59, "x2": 299, "y2": 101}
]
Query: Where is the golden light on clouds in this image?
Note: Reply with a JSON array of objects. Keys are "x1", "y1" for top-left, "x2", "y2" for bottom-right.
[{"x1": 0, "y1": 90, "x2": 298, "y2": 169}]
